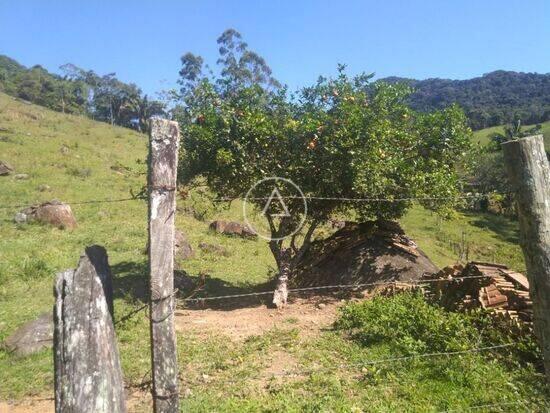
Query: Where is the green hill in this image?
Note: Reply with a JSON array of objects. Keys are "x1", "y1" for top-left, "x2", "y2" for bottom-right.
[
  {"x1": 0, "y1": 92, "x2": 544, "y2": 411},
  {"x1": 473, "y1": 120, "x2": 550, "y2": 149}
]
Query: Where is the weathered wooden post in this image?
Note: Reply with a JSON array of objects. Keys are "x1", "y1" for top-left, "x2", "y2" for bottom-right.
[
  {"x1": 148, "y1": 118, "x2": 180, "y2": 412},
  {"x1": 502, "y1": 134, "x2": 550, "y2": 381},
  {"x1": 54, "y1": 245, "x2": 126, "y2": 413}
]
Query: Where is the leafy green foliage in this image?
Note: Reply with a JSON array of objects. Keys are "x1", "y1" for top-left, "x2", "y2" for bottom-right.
[
  {"x1": 335, "y1": 291, "x2": 541, "y2": 366},
  {"x1": 335, "y1": 291, "x2": 479, "y2": 354},
  {"x1": 176, "y1": 30, "x2": 472, "y2": 269}
]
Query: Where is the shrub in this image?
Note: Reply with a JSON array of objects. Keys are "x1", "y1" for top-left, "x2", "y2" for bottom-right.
[
  {"x1": 335, "y1": 292, "x2": 542, "y2": 368},
  {"x1": 335, "y1": 291, "x2": 482, "y2": 354}
]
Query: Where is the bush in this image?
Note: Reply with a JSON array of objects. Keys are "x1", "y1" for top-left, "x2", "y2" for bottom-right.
[
  {"x1": 335, "y1": 291, "x2": 479, "y2": 354},
  {"x1": 335, "y1": 292, "x2": 542, "y2": 368}
]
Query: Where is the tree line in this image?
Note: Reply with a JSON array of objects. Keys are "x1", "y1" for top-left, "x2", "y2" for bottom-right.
[
  {"x1": 2, "y1": 52, "x2": 549, "y2": 133},
  {"x1": 381, "y1": 71, "x2": 550, "y2": 130},
  {"x1": 0, "y1": 55, "x2": 165, "y2": 131}
]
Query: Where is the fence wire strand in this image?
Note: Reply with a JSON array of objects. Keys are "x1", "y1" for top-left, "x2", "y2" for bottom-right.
[
  {"x1": 0, "y1": 192, "x2": 497, "y2": 211},
  {"x1": 177, "y1": 275, "x2": 491, "y2": 304}
]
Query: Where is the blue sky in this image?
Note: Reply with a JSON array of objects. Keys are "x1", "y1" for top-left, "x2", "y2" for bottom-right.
[{"x1": 1, "y1": 0, "x2": 549, "y2": 96}]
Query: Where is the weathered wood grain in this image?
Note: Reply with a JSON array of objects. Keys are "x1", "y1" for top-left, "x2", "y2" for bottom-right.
[
  {"x1": 148, "y1": 118, "x2": 180, "y2": 412},
  {"x1": 502, "y1": 134, "x2": 550, "y2": 381},
  {"x1": 54, "y1": 245, "x2": 126, "y2": 412}
]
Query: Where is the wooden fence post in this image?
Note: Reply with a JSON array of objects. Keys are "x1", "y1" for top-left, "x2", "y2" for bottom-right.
[
  {"x1": 54, "y1": 245, "x2": 126, "y2": 413},
  {"x1": 148, "y1": 118, "x2": 180, "y2": 412},
  {"x1": 502, "y1": 134, "x2": 550, "y2": 381}
]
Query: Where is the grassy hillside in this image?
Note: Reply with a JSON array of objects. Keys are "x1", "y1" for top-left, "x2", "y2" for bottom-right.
[
  {"x1": 0, "y1": 92, "x2": 544, "y2": 411},
  {"x1": 473, "y1": 120, "x2": 550, "y2": 149}
]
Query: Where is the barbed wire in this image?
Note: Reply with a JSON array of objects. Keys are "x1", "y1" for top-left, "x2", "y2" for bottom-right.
[
  {"x1": 0, "y1": 196, "x2": 145, "y2": 210},
  {"x1": 213, "y1": 193, "x2": 491, "y2": 203},
  {"x1": 0, "y1": 192, "x2": 499, "y2": 211},
  {"x1": 177, "y1": 275, "x2": 491, "y2": 304}
]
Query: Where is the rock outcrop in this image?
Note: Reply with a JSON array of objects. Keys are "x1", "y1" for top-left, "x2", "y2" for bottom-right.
[
  {"x1": 16, "y1": 200, "x2": 77, "y2": 229},
  {"x1": 3, "y1": 313, "x2": 53, "y2": 356},
  {"x1": 209, "y1": 220, "x2": 257, "y2": 239}
]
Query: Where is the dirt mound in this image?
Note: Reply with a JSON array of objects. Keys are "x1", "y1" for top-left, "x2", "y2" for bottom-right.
[{"x1": 292, "y1": 221, "x2": 438, "y2": 287}]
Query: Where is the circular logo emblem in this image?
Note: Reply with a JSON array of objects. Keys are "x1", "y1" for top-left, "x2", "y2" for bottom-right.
[{"x1": 243, "y1": 177, "x2": 307, "y2": 241}]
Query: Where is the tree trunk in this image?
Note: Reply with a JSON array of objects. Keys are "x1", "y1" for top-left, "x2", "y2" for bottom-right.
[
  {"x1": 148, "y1": 118, "x2": 180, "y2": 412},
  {"x1": 273, "y1": 248, "x2": 291, "y2": 309},
  {"x1": 54, "y1": 245, "x2": 126, "y2": 413},
  {"x1": 502, "y1": 134, "x2": 550, "y2": 382}
]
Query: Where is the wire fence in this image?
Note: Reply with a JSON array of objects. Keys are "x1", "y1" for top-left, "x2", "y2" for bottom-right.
[
  {"x1": 3, "y1": 185, "x2": 539, "y2": 407},
  {"x1": 0, "y1": 191, "x2": 498, "y2": 211},
  {"x1": 176, "y1": 275, "x2": 491, "y2": 304}
]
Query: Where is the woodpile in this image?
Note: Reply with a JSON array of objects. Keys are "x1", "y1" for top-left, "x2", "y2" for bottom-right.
[{"x1": 423, "y1": 261, "x2": 532, "y2": 324}]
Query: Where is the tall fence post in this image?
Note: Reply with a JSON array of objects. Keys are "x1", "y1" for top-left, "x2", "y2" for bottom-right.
[
  {"x1": 502, "y1": 134, "x2": 550, "y2": 381},
  {"x1": 148, "y1": 118, "x2": 180, "y2": 412}
]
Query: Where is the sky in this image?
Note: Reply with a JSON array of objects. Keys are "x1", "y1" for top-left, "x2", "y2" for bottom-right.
[{"x1": 1, "y1": 0, "x2": 549, "y2": 96}]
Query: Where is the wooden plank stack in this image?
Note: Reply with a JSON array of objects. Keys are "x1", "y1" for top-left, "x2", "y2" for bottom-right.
[{"x1": 423, "y1": 261, "x2": 533, "y2": 323}]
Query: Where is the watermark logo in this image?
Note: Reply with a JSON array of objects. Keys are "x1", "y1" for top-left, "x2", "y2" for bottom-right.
[{"x1": 243, "y1": 177, "x2": 307, "y2": 241}]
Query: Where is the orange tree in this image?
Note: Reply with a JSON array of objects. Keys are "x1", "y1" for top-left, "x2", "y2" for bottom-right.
[{"x1": 175, "y1": 29, "x2": 472, "y2": 276}]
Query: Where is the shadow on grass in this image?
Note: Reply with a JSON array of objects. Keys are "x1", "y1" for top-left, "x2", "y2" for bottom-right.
[
  {"x1": 110, "y1": 259, "x2": 275, "y2": 311},
  {"x1": 463, "y1": 211, "x2": 519, "y2": 244}
]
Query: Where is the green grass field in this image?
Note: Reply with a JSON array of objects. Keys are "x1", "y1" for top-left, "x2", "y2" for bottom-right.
[
  {"x1": 473, "y1": 120, "x2": 550, "y2": 149},
  {"x1": 0, "y1": 93, "x2": 546, "y2": 411}
]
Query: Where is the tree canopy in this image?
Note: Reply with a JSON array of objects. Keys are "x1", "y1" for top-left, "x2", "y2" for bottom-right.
[{"x1": 176, "y1": 29, "x2": 473, "y2": 272}]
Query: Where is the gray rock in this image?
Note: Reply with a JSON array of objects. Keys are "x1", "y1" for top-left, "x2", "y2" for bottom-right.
[
  {"x1": 14, "y1": 173, "x2": 29, "y2": 180},
  {"x1": 198, "y1": 242, "x2": 230, "y2": 257},
  {"x1": 14, "y1": 212, "x2": 27, "y2": 224},
  {"x1": 209, "y1": 220, "x2": 257, "y2": 239},
  {"x1": 19, "y1": 200, "x2": 77, "y2": 229},
  {"x1": 0, "y1": 160, "x2": 14, "y2": 176},
  {"x1": 3, "y1": 313, "x2": 53, "y2": 356},
  {"x1": 175, "y1": 230, "x2": 194, "y2": 260}
]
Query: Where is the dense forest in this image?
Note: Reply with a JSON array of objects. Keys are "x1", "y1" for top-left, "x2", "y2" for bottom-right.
[
  {"x1": 381, "y1": 71, "x2": 550, "y2": 130},
  {"x1": 0, "y1": 55, "x2": 165, "y2": 131},
  {"x1": 1, "y1": 54, "x2": 549, "y2": 131}
]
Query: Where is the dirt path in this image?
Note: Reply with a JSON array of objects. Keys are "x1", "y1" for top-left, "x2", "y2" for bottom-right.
[
  {"x1": 2, "y1": 297, "x2": 343, "y2": 412},
  {"x1": 174, "y1": 296, "x2": 343, "y2": 340},
  {"x1": 0, "y1": 399, "x2": 54, "y2": 413},
  {"x1": 0, "y1": 390, "x2": 150, "y2": 413}
]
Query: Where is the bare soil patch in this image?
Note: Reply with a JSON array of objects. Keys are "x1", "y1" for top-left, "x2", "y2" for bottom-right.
[{"x1": 175, "y1": 296, "x2": 343, "y2": 341}]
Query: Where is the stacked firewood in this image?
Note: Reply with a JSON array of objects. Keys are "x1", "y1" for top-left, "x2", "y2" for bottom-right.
[{"x1": 423, "y1": 262, "x2": 532, "y2": 323}]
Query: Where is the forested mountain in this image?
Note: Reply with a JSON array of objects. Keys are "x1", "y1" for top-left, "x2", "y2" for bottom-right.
[
  {"x1": 1, "y1": 54, "x2": 549, "y2": 131},
  {"x1": 0, "y1": 55, "x2": 165, "y2": 131},
  {"x1": 381, "y1": 71, "x2": 550, "y2": 130}
]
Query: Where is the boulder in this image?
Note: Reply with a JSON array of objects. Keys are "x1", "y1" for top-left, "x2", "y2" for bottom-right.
[
  {"x1": 19, "y1": 200, "x2": 77, "y2": 229},
  {"x1": 0, "y1": 160, "x2": 13, "y2": 176},
  {"x1": 175, "y1": 230, "x2": 194, "y2": 260},
  {"x1": 3, "y1": 313, "x2": 53, "y2": 356},
  {"x1": 14, "y1": 173, "x2": 29, "y2": 180},
  {"x1": 198, "y1": 242, "x2": 230, "y2": 257},
  {"x1": 209, "y1": 220, "x2": 257, "y2": 239}
]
